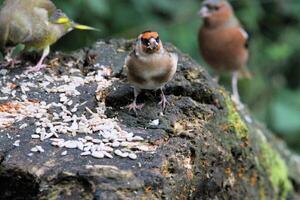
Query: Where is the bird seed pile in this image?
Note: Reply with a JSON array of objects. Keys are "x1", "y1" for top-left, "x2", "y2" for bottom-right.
[{"x1": 0, "y1": 63, "x2": 154, "y2": 160}]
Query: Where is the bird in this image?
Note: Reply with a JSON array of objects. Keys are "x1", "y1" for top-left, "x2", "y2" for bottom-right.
[
  {"x1": 125, "y1": 31, "x2": 178, "y2": 113},
  {"x1": 0, "y1": 0, "x2": 97, "y2": 72},
  {"x1": 198, "y1": 0, "x2": 250, "y2": 105}
]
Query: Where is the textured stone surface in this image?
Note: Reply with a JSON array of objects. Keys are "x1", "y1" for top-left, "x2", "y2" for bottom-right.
[{"x1": 0, "y1": 39, "x2": 299, "y2": 200}]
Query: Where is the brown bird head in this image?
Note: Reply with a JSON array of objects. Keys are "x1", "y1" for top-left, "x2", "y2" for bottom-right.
[
  {"x1": 199, "y1": 0, "x2": 233, "y2": 28},
  {"x1": 137, "y1": 31, "x2": 162, "y2": 54}
]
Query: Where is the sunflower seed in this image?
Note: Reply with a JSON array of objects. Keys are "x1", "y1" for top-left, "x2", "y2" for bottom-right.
[
  {"x1": 92, "y1": 151, "x2": 104, "y2": 159},
  {"x1": 64, "y1": 141, "x2": 78, "y2": 149}
]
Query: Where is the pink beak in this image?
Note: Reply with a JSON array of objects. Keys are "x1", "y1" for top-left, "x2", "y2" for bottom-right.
[
  {"x1": 198, "y1": 6, "x2": 210, "y2": 18},
  {"x1": 148, "y1": 38, "x2": 158, "y2": 50}
]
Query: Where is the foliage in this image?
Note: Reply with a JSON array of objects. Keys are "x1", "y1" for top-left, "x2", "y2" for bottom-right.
[{"x1": 0, "y1": 0, "x2": 299, "y2": 152}]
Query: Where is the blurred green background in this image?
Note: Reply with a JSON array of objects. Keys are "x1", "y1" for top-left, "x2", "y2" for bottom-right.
[{"x1": 1, "y1": 0, "x2": 300, "y2": 153}]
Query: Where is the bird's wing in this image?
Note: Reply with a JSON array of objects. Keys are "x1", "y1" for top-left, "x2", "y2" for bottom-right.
[
  {"x1": 239, "y1": 27, "x2": 249, "y2": 48},
  {"x1": 0, "y1": 11, "x2": 9, "y2": 48},
  {"x1": 0, "y1": 0, "x2": 32, "y2": 46},
  {"x1": 33, "y1": 0, "x2": 56, "y2": 16}
]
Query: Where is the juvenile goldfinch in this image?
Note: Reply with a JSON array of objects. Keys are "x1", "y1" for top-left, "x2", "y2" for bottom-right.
[
  {"x1": 125, "y1": 31, "x2": 178, "y2": 112},
  {"x1": 0, "y1": 0, "x2": 97, "y2": 72},
  {"x1": 198, "y1": 0, "x2": 250, "y2": 104}
]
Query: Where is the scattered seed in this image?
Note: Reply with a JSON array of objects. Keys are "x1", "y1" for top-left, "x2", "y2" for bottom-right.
[
  {"x1": 81, "y1": 151, "x2": 91, "y2": 156},
  {"x1": 64, "y1": 140, "x2": 78, "y2": 149},
  {"x1": 92, "y1": 151, "x2": 104, "y2": 159},
  {"x1": 61, "y1": 151, "x2": 67, "y2": 156},
  {"x1": 128, "y1": 153, "x2": 137, "y2": 160},
  {"x1": 13, "y1": 140, "x2": 20, "y2": 147},
  {"x1": 31, "y1": 134, "x2": 40, "y2": 139},
  {"x1": 149, "y1": 119, "x2": 159, "y2": 126}
]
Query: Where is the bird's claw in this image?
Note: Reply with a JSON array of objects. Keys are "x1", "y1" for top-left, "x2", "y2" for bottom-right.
[
  {"x1": 158, "y1": 95, "x2": 168, "y2": 110},
  {"x1": 126, "y1": 102, "x2": 144, "y2": 113},
  {"x1": 2, "y1": 59, "x2": 21, "y2": 68},
  {"x1": 26, "y1": 63, "x2": 47, "y2": 73},
  {"x1": 231, "y1": 94, "x2": 244, "y2": 110}
]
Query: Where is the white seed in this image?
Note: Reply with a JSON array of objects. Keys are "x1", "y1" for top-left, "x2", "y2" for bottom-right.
[
  {"x1": 80, "y1": 151, "x2": 91, "y2": 156},
  {"x1": 35, "y1": 113, "x2": 44, "y2": 119},
  {"x1": 61, "y1": 151, "x2": 67, "y2": 156},
  {"x1": 13, "y1": 140, "x2": 20, "y2": 147},
  {"x1": 67, "y1": 100, "x2": 73, "y2": 106},
  {"x1": 64, "y1": 140, "x2": 78, "y2": 149},
  {"x1": 31, "y1": 134, "x2": 40, "y2": 139},
  {"x1": 20, "y1": 123, "x2": 28, "y2": 129},
  {"x1": 77, "y1": 142, "x2": 84, "y2": 151},
  {"x1": 103, "y1": 146, "x2": 114, "y2": 152},
  {"x1": 92, "y1": 151, "x2": 104, "y2": 159},
  {"x1": 85, "y1": 136, "x2": 93, "y2": 141},
  {"x1": 60, "y1": 96, "x2": 68, "y2": 102},
  {"x1": 149, "y1": 119, "x2": 159, "y2": 126},
  {"x1": 126, "y1": 132, "x2": 134, "y2": 138},
  {"x1": 128, "y1": 153, "x2": 137, "y2": 160},
  {"x1": 43, "y1": 132, "x2": 54, "y2": 140},
  {"x1": 112, "y1": 141, "x2": 120, "y2": 147},
  {"x1": 92, "y1": 139, "x2": 101, "y2": 144},
  {"x1": 50, "y1": 138, "x2": 65, "y2": 142},
  {"x1": 102, "y1": 139, "x2": 109, "y2": 143},
  {"x1": 36, "y1": 127, "x2": 41, "y2": 134},
  {"x1": 103, "y1": 151, "x2": 113, "y2": 159},
  {"x1": 114, "y1": 149, "x2": 128, "y2": 158},
  {"x1": 120, "y1": 142, "x2": 130, "y2": 147},
  {"x1": 83, "y1": 146, "x2": 91, "y2": 152},
  {"x1": 36, "y1": 145, "x2": 45, "y2": 153},
  {"x1": 51, "y1": 142, "x2": 59, "y2": 146},
  {"x1": 132, "y1": 136, "x2": 144, "y2": 141},
  {"x1": 31, "y1": 147, "x2": 38, "y2": 152}
]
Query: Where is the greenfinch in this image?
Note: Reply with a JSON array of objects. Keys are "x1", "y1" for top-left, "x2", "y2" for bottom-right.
[{"x1": 0, "y1": 0, "x2": 97, "y2": 72}]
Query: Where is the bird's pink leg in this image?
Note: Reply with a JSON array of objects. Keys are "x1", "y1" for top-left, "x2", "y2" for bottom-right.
[
  {"x1": 26, "y1": 46, "x2": 50, "y2": 73},
  {"x1": 158, "y1": 88, "x2": 168, "y2": 110},
  {"x1": 2, "y1": 47, "x2": 21, "y2": 67},
  {"x1": 126, "y1": 87, "x2": 144, "y2": 113},
  {"x1": 231, "y1": 71, "x2": 244, "y2": 109}
]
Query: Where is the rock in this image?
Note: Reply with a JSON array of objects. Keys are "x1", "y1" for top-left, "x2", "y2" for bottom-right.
[{"x1": 0, "y1": 39, "x2": 299, "y2": 200}]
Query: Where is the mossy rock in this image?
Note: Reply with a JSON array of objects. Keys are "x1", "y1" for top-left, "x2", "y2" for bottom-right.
[{"x1": 0, "y1": 39, "x2": 298, "y2": 199}]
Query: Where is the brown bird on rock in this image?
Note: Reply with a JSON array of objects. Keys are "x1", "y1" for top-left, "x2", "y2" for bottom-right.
[
  {"x1": 125, "y1": 31, "x2": 178, "y2": 113},
  {"x1": 198, "y1": 0, "x2": 250, "y2": 104}
]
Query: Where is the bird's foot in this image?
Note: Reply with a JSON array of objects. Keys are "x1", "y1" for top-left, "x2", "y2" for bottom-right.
[
  {"x1": 126, "y1": 102, "x2": 144, "y2": 113},
  {"x1": 158, "y1": 94, "x2": 168, "y2": 110},
  {"x1": 26, "y1": 63, "x2": 47, "y2": 73},
  {"x1": 2, "y1": 58, "x2": 21, "y2": 68},
  {"x1": 231, "y1": 94, "x2": 244, "y2": 110}
]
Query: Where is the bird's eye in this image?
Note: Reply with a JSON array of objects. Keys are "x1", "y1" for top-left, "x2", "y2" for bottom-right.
[
  {"x1": 141, "y1": 38, "x2": 149, "y2": 46},
  {"x1": 213, "y1": 6, "x2": 220, "y2": 11},
  {"x1": 206, "y1": 4, "x2": 219, "y2": 11}
]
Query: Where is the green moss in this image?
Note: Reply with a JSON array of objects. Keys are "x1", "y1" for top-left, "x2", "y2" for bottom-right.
[
  {"x1": 258, "y1": 135, "x2": 293, "y2": 200},
  {"x1": 222, "y1": 91, "x2": 249, "y2": 140}
]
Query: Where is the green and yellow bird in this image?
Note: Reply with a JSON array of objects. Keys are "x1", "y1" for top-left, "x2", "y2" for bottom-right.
[{"x1": 0, "y1": 0, "x2": 97, "y2": 72}]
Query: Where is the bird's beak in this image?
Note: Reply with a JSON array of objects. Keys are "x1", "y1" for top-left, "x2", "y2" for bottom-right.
[
  {"x1": 73, "y1": 23, "x2": 99, "y2": 31},
  {"x1": 198, "y1": 6, "x2": 210, "y2": 18},
  {"x1": 148, "y1": 38, "x2": 158, "y2": 50}
]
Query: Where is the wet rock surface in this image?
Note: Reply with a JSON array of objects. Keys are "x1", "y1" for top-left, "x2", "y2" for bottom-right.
[{"x1": 0, "y1": 39, "x2": 299, "y2": 200}]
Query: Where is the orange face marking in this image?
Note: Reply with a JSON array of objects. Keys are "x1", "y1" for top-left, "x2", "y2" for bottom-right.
[{"x1": 141, "y1": 31, "x2": 159, "y2": 40}]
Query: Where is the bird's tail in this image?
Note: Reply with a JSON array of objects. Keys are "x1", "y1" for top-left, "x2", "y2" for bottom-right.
[
  {"x1": 73, "y1": 23, "x2": 99, "y2": 31},
  {"x1": 238, "y1": 67, "x2": 252, "y2": 79}
]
